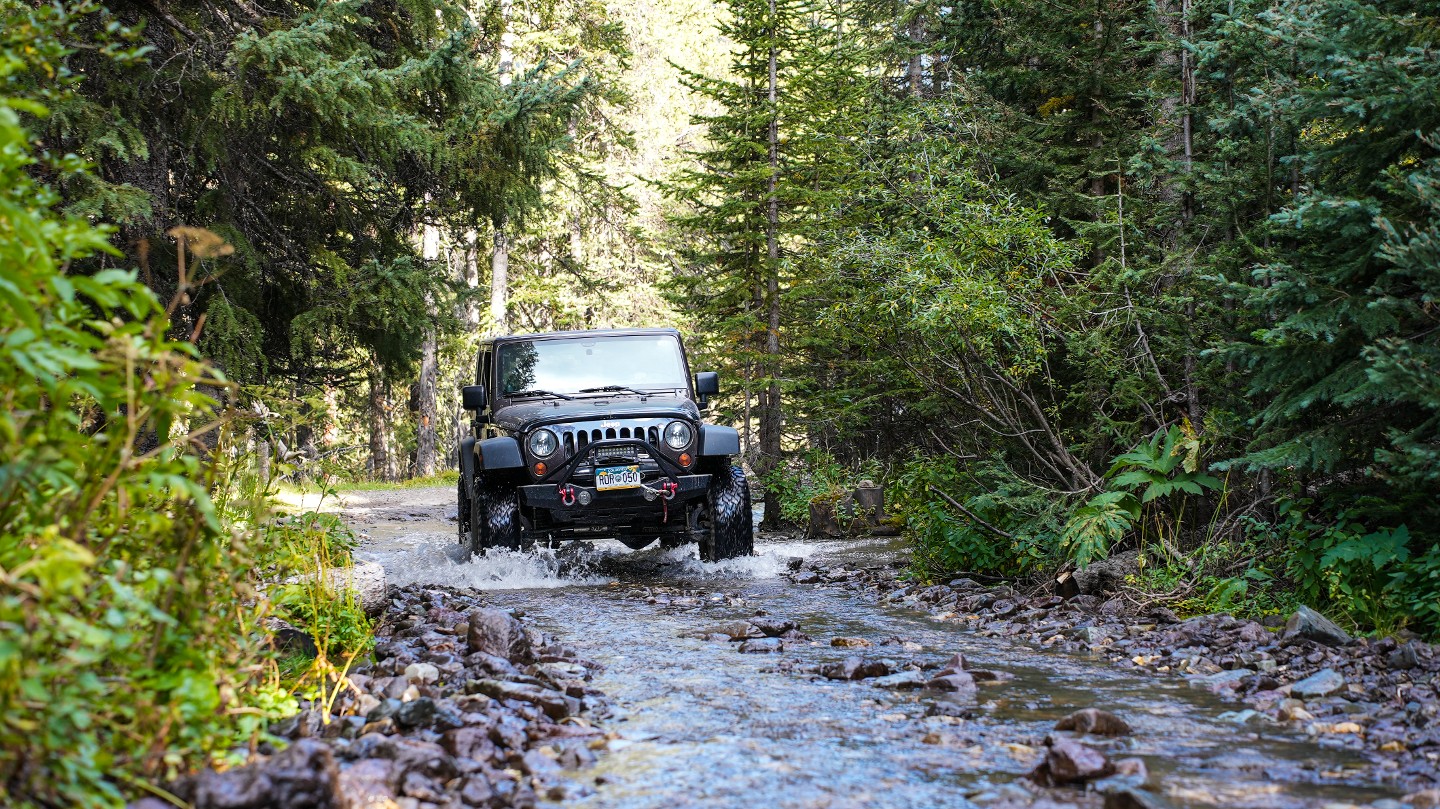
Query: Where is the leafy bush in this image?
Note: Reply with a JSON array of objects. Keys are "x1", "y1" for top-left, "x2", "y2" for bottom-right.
[
  {"x1": 896, "y1": 457, "x2": 1065, "y2": 582},
  {"x1": 763, "y1": 450, "x2": 877, "y2": 527},
  {"x1": 0, "y1": 10, "x2": 357, "y2": 804}
]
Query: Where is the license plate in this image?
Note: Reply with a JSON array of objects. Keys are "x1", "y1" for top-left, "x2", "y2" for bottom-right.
[{"x1": 595, "y1": 465, "x2": 641, "y2": 491}]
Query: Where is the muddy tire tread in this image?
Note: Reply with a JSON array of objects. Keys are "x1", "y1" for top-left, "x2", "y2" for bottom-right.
[
  {"x1": 470, "y1": 474, "x2": 523, "y2": 555},
  {"x1": 701, "y1": 463, "x2": 753, "y2": 562}
]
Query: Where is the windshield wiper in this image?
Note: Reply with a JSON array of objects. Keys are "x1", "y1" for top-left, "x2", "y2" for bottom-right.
[
  {"x1": 578, "y1": 385, "x2": 647, "y2": 396},
  {"x1": 507, "y1": 389, "x2": 575, "y2": 400}
]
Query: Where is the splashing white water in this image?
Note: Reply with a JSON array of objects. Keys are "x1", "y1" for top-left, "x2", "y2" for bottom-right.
[{"x1": 357, "y1": 529, "x2": 853, "y2": 590}]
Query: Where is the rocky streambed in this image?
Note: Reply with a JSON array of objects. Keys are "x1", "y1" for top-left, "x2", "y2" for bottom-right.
[{"x1": 138, "y1": 486, "x2": 1440, "y2": 809}]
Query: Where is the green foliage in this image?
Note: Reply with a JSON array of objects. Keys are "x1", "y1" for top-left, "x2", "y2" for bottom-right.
[
  {"x1": 1268, "y1": 503, "x2": 1425, "y2": 634},
  {"x1": 896, "y1": 458, "x2": 1065, "y2": 582},
  {"x1": 762, "y1": 450, "x2": 875, "y2": 527},
  {"x1": 0, "y1": 14, "x2": 295, "y2": 803},
  {"x1": 1108, "y1": 426, "x2": 1222, "y2": 504},
  {"x1": 1061, "y1": 491, "x2": 1140, "y2": 569}
]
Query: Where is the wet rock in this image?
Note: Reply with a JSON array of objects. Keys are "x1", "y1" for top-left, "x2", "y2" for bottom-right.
[
  {"x1": 738, "y1": 637, "x2": 784, "y2": 653},
  {"x1": 1391, "y1": 643, "x2": 1420, "y2": 670},
  {"x1": 872, "y1": 670, "x2": 929, "y2": 690},
  {"x1": 336, "y1": 758, "x2": 396, "y2": 809},
  {"x1": 712, "y1": 620, "x2": 763, "y2": 640},
  {"x1": 1055, "y1": 708, "x2": 1132, "y2": 736},
  {"x1": 924, "y1": 671, "x2": 977, "y2": 699},
  {"x1": 468, "y1": 679, "x2": 574, "y2": 719},
  {"x1": 1028, "y1": 736, "x2": 1115, "y2": 786},
  {"x1": 750, "y1": 617, "x2": 797, "y2": 637},
  {"x1": 466, "y1": 608, "x2": 532, "y2": 662},
  {"x1": 183, "y1": 739, "x2": 341, "y2": 809},
  {"x1": 832, "y1": 637, "x2": 873, "y2": 648},
  {"x1": 1290, "y1": 668, "x2": 1345, "y2": 698},
  {"x1": 459, "y1": 776, "x2": 495, "y2": 807},
  {"x1": 1282, "y1": 606, "x2": 1352, "y2": 647},
  {"x1": 819, "y1": 656, "x2": 891, "y2": 680},
  {"x1": 441, "y1": 727, "x2": 496, "y2": 762},
  {"x1": 394, "y1": 697, "x2": 461, "y2": 730},
  {"x1": 1103, "y1": 787, "x2": 1172, "y2": 809}
]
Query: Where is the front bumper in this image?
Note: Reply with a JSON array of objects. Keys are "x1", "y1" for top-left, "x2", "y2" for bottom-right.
[{"x1": 519, "y1": 473, "x2": 710, "y2": 518}]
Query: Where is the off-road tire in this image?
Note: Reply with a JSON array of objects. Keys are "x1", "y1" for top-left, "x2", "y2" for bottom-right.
[
  {"x1": 457, "y1": 474, "x2": 473, "y2": 546},
  {"x1": 700, "y1": 463, "x2": 753, "y2": 562},
  {"x1": 469, "y1": 474, "x2": 524, "y2": 556}
]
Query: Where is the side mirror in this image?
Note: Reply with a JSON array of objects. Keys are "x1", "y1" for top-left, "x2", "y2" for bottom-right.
[
  {"x1": 693, "y1": 372, "x2": 719, "y2": 407},
  {"x1": 694, "y1": 372, "x2": 720, "y2": 397},
  {"x1": 461, "y1": 384, "x2": 487, "y2": 412}
]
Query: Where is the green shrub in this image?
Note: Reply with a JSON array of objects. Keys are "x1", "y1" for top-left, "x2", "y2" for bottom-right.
[
  {"x1": 763, "y1": 449, "x2": 876, "y2": 527},
  {"x1": 896, "y1": 457, "x2": 1064, "y2": 582},
  {"x1": 0, "y1": 11, "x2": 296, "y2": 805}
]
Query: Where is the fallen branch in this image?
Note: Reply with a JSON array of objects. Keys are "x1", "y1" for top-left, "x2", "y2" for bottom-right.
[{"x1": 927, "y1": 485, "x2": 1014, "y2": 540}]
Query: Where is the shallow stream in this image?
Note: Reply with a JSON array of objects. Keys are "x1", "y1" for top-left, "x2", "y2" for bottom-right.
[{"x1": 343, "y1": 486, "x2": 1399, "y2": 809}]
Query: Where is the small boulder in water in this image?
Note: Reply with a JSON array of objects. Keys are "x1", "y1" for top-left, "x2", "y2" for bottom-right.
[
  {"x1": 819, "y1": 656, "x2": 891, "y2": 680},
  {"x1": 738, "y1": 637, "x2": 784, "y2": 653},
  {"x1": 1029, "y1": 736, "x2": 1115, "y2": 786},
  {"x1": 1055, "y1": 708, "x2": 1132, "y2": 736},
  {"x1": 466, "y1": 608, "x2": 531, "y2": 662}
]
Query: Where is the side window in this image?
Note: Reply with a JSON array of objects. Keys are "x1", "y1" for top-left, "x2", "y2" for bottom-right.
[{"x1": 477, "y1": 349, "x2": 491, "y2": 387}]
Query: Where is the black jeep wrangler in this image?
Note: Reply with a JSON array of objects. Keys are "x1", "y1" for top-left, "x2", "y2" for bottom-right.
[{"x1": 456, "y1": 328, "x2": 754, "y2": 561}]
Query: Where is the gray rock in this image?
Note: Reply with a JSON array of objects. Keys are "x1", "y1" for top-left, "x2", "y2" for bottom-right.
[
  {"x1": 183, "y1": 739, "x2": 341, "y2": 808},
  {"x1": 737, "y1": 637, "x2": 784, "y2": 653},
  {"x1": 872, "y1": 670, "x2": 929, "y2": 690},
  {"x1": 403, "y1": 662, "x2": 439, "y2": 685},
  {"x1": 1389, "y1": 642, "x2": 1419, "y2": 670},
  {"x1": 466, "y1": 608, "x2": 531, "y2": 662},
  {"x1": 1029, "y1": 736, "x2": 1114, "y2": 786},
  {"x1": 924, "y1": 671, "x2": 977, "y2": 699},
  {"x1": 1282, "y1": 606, "x2": 1351, "y2": 647},
  {"x1": 819, "y1": 656, "x2": 891, "y2": 680},
  {"x1": 1289, "y1": 667, "x2": 1345, "y2": 698},
  {"x1": 749, "y1": 617, "x2": 797, "y2": 637},
  {"x1": 1104, "y1": 787, "x2": 1174, "y2": 809}
]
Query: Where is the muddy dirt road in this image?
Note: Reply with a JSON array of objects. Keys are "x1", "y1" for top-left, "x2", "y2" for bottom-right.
[{"x1": 338, "y1": 485, "x2": 1401, "y2": 809}]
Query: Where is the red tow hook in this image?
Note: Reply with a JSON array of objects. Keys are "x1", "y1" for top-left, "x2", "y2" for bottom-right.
[
  {"x1": 660, "y1": 480, "x2": 678, "y2": 523},
  {"x1": 558, "y1": 484, "x2": 577, "y2": 507}
]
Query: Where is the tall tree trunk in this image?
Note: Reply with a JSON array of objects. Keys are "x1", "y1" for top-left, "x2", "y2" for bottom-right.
[
  {"x1": 416, "y1": 331, "x2": 439, "y2": 477},
  {"x1": 490, "y1": 0, "x2": 515, "y2": 337},
  {"x1": 906, "y1": 13, "x2": 924, "y2": 98},
  {"x1": 415, "y1": 218, "x2": 441, "y2": 478},
  {"x1": 1156, "y1": 0, "x2": 1203, "y2": 428},
  {"x1": 460, "y1": 230, "x2": 480, "y2": 330},
  {"x1": 491, "y1": 220, "x2": 509, "y2": 336},
  {"x1": 759, "y1": 0, "x2": 784, "y2": 528},
  {"x1": 368, "y1": 365, "x2": 396, "y2": 482}
]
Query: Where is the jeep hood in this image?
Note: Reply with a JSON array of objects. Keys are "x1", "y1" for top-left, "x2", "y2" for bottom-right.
[{"x1": 494, "y1": 395, "x2": 700, "y2": 433}]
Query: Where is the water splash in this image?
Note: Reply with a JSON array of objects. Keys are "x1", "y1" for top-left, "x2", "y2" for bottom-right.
[{"x1": 359, "y1": 530, "x2": 848, "y2": 590}]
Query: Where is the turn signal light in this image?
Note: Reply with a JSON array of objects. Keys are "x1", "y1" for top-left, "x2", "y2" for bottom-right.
[
  {"x1": 533, "y1": 462, "x2": 547, "y2": 476},
  {"x1": 679, "y1": 452, "x2": 692, "y2": 467}
]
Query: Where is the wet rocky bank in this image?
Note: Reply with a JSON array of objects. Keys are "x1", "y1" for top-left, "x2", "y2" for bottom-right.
[
  {"x1": 785, "y1": 555, "x2": 1440, "y2": 798},
  {"x1": 132, "y1": 584, "x2": 613, "y2": 809}
]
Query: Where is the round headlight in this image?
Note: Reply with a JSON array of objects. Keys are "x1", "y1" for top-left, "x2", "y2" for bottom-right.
[
  {"x1": 664, "y1": 421, "x2": 694, "y2": 450},
  {"x1": 527, "y1": 429, "x2": 559, "y2": 458}
]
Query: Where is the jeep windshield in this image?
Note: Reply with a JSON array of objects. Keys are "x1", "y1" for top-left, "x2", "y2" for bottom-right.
[{"x1": 498, "y1": 335, "x2": 688, "y2": 397}]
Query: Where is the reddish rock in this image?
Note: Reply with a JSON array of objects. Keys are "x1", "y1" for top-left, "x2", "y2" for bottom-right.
[{"x1": 1055, "y1": 708, "x2": 1133, "y2": 736}]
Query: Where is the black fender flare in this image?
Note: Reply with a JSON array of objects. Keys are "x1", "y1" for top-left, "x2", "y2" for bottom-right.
[
  {"x1": 459, "y1": 437, "x2": 478, "y2": 491},
  {"x1": 698, "y1": 424, "x2": 740, "y2": 457},
  {"x1": 477, "y1": 436, "x2": 525, "y2": 470}
]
